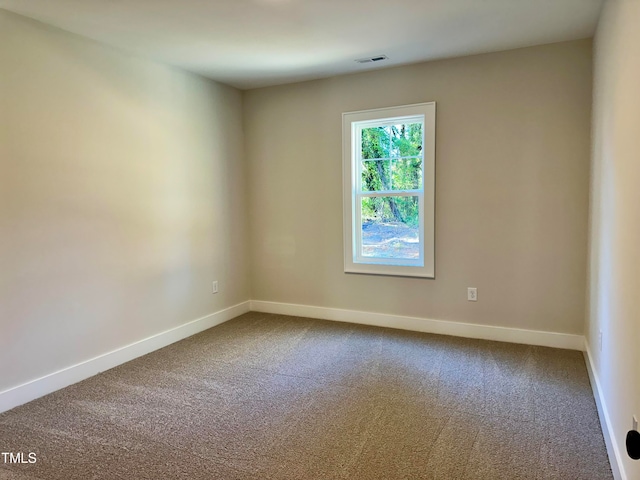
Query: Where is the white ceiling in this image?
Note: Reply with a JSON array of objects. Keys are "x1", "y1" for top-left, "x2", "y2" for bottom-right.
[{"x1": 0, "y1": 0, "x2": 604, "y2": 89}]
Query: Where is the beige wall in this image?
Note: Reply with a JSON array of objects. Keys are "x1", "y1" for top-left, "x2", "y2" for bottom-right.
[
  {"x1": 588, "y1": 0, "x2": 640, "y2": 478},
  {"x1": 244, "y1": 40, "x2": 592, "y2": 334},
  {"x1": 0, "y1": 10, "x2": 250, "y2": 393}
]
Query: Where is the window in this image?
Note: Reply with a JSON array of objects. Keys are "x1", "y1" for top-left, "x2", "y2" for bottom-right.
[{"x1": 342, "y1": 102, "x2": 435, "y2": 278}]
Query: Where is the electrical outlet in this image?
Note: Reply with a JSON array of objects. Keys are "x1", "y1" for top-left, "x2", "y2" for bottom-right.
[
  {"x1": 633, "y1": 415, "x2": 638, "y2": 431},
  {"x1": 599, "y1": 330, "x2": 603, "y2": 351},
  {"x1": 467, "y1": 287, "x2": 477, "y2": 301},
  {"x1": 212, "y1": 281, "x2": 218, "y2": 294}
]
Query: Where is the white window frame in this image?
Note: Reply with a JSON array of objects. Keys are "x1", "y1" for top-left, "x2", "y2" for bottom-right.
[{"x1": 342, "y1": 102, "x2": 436, "y2": 278}]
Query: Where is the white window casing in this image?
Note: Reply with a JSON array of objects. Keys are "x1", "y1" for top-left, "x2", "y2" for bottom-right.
[{"x1": 342, "y1": 102, "x2": 436, "y2": 278}]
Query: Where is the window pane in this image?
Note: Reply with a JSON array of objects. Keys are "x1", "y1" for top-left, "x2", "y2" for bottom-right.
[
  {"x1": 361, "y1": 196, "x2": 420, "y2": 259},
  {"x1": 390, "y1": 123, "x2": 423, "y2": 157},
  {"x1": 391, "y1": 158, "x2": 422, "y2": 190},
  {"x1": 361, "y1": 160, "x2": 391, "y2": 191},
  {"x1": 361, "y1": 126, "x2": 390, "y2": 159}
]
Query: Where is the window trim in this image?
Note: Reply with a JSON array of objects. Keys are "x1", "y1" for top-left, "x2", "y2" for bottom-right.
[{"x1": 342, "y1": 102, "x2": 436, "y2": 278}]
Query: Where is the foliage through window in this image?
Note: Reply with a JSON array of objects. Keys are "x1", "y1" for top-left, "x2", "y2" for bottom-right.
[{"x1": 343, "y1": 103, "x2": 435, "y2": 278}]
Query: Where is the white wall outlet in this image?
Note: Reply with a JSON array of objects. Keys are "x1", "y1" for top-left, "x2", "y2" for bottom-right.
[
  {"x1": 633, "y1": 415, "x2": 638, "y2": 431},
  {"x1": 467, "y1": 287, "x2": 477, "y2": 301},
  {"x1": 599, "y1": 330, "x2": 603, "y2": 351},
  {"x1": 212, "y1": 281, "x2": 218, "y2": 294}
]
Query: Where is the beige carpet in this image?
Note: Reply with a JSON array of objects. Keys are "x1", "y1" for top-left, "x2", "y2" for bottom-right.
[{"x1": 0, "y1": 312, "x2": 612, "y2": 479}]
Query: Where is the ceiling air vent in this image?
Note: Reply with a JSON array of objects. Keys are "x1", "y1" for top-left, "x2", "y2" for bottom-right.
[{"x1": 355, "y1": 55, "x2": 388, "y2": 64}]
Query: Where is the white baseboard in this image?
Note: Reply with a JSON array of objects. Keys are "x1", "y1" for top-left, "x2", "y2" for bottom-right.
[
  {"x1": 584, "y1": 343, "x2": 626, "y2": 480},
  {"x1": 0, "y1": 301, "x2": 250, "y2": 414},
  {"x1": 250, "y1": 300, "x2": 585, "y2": 351},
  {"x1": 0, "y1": 299, "x2": 586, "y2": 416}
]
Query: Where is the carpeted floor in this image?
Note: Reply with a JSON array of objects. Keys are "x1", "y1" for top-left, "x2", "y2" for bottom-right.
[{"x1": 0, "y1": 312, "x2": 612, "y2": 479}]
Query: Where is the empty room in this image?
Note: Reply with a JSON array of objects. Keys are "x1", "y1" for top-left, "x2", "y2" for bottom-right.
[{"x1": 1, "y1": 0, "x2": 639, "y2": 478}]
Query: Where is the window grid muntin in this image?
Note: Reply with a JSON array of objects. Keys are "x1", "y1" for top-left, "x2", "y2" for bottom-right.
[{"x1": 357, "y1": 118, "x2": 425, "y2": 196}]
